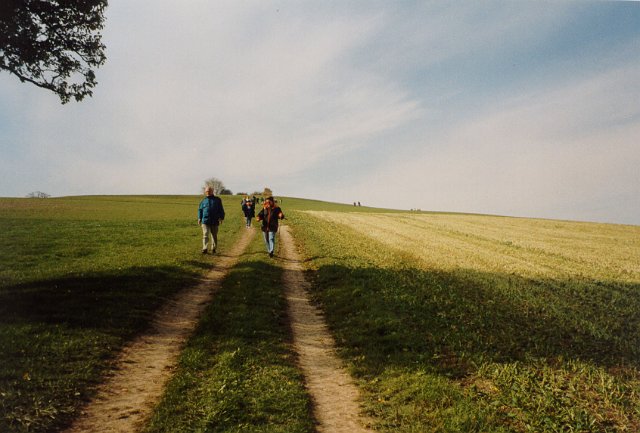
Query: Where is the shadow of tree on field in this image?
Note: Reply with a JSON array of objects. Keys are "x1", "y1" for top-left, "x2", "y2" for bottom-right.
[
  {"x1": 306, "y1": 264, "x2": 640, "y2": 379},
  {"x1": 181, "y1": 260, "x2": 215, "y2": 271},
  {"x1": 0, "y1": 265, "x2": 208, "y2": 433},
  {"x1": 0, "y1": 266, "x2": 202, "y2": 334}
]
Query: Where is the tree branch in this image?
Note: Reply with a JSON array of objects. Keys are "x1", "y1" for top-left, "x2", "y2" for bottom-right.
[{"x1": 0, "y1": 60, "x2": 56, "y2": 91}]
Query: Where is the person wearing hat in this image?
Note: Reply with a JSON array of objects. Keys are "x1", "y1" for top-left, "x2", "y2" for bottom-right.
[{"x1": 256, "y1": 196, "x2": 285, "y2": 257}]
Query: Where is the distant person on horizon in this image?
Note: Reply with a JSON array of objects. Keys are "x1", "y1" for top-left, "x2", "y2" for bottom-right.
[
  {"x1": 242, "y1": 199, "x2": 255, "y2": 228},
  {"x1": 198, "y1": 186, "x2": 225, "y2": 254},
  {"x1": 257, "y1": 196, "x2": 285, "y2": 258}
]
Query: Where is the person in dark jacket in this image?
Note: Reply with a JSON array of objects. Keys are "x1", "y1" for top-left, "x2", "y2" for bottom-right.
[
  {"x1": 242, "y1": 199, "x2": 255, "y2": 228},
  {"x1": 256, "y1": 196, "x2": 284, "y2": 257},
  {"x1": 198, "y1": 186, "x2": 225, "y2": 254}
]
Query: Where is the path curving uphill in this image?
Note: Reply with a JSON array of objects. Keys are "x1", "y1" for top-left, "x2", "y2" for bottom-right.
[
  {"x1": 279, "y1": 226, "x2": 375, "y2": 433},
  {"x1": 63, "y1": 228, "x2": 255, "y2": 433}
]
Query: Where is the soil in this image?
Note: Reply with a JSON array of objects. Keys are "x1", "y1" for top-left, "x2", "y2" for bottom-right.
[
  {"x1": 279, "y1": 226, "x2": 375, "y2": 433},
  {"x1": 62, "y1": 225, "x2": 373, "y2": 433},
  {"x1": 62, "y1": 228, "x2": 255, "y2": 433}
]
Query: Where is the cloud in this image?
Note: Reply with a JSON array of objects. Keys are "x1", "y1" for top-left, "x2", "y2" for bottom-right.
[
  {"x1": 97, "y1": 2, "x2": 422, "y2": 192},
  {"x1": 2, "y1": 1, "x2": 424, "y2": 196},
  {"x1": 346, "y1": 62, "x2": 640, "y2": 224},
  {"x1": 1, "y1": 1, "x2": 638, "y2": 225}
]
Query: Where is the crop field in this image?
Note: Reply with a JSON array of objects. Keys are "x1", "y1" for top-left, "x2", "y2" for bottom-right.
[
  {"x1": 2, "y1": 195, "x2": 640, "y2": 433},
  {"x1": 288, "y1": 210, "x2": 640, "y2": 432}
]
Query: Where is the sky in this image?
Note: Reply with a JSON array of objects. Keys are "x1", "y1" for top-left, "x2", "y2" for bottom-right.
[{"x1": 1, "y1": 1, "x2": 639, "y2": 225}]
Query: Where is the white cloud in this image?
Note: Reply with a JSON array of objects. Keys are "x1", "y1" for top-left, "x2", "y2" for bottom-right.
[
  {"x1": 94, "y1": 2, "x2": 420, "y2": 190},
  {"x1": 349, "y1": 63, "x2": 640, "y2": 224},
  {"x1": 1, "y1": 1, "x2": 639, "y2": 224},
  {"x1": 2, "y1": 1, "x2": 422, "y2": 196}
]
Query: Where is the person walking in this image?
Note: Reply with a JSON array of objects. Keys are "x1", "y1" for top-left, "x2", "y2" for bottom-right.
[
  {"x1": 198, "y1": 186, "x2": 225, "y2": 254},
  {"x1": 242, "y1": 199, "x2": 255, "y2": 228},
  {"x1": 257, "y1": 196, "x2": 284, "y2": 257}
]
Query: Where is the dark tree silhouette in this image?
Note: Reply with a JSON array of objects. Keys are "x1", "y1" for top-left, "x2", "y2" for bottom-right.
[{"x1": 0, "y1": 0, "x2": 107, "y2": 103}]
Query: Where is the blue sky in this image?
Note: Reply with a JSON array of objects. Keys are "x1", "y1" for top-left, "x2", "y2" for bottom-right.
[{"x1": 1, "y1": 1, "x2": 639, "y2": 225}]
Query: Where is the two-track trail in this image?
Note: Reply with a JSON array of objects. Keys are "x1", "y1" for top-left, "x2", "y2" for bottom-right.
[
  {"x1": 63, "y1": 228, "x2": 255, "y2": 433},
  {"x1": 279, "y1": 226, "x2": 375, "y2": 433}
]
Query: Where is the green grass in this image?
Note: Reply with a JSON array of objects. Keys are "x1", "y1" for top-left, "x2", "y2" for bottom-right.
[
  {"x1": 145, "y1": 230, "x2": 314, "y2": 433},
  {"x1": 3, "y1": 194, "x2": 640, "y2": 433},
  {"x1": 0, "y1": 195, "x2": 244, "y2": 433},
  {"x1": 286, "y1": 210, "x2": 640, "y2": 432}
]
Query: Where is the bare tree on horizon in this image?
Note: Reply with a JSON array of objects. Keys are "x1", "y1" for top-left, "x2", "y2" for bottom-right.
[
  {"x1": 202, "y1": 177, "x2": 227, "y2": 195},
  {"x1": 26, "y1": 191, "x2": 51, "y2": 198}
]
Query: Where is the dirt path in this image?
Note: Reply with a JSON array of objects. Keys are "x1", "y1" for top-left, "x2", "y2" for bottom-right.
[
  {"x1": 63, "y1": 228, "x2": 255, "y2": 433},
  {"x1": 279, "y1": 226, "x2": 375, "y2": 433}
]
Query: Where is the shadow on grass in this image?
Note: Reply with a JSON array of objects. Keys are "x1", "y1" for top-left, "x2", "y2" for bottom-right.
[
  {"x1": 307, "y1": 264, "x2": 640, "y2": 379},
  {"x1": 181, "y1": 260, "x2": 215, "y2": 271},
  {"x1": 0, "y1": 266, "x2": 203, "y2": 334},
  {"x1": 0, "y1": 265, "x2": 207, "y2": 433}
]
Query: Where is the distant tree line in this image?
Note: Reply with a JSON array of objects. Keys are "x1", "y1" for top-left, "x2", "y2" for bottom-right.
[{"x1": 203, "y1": 178, "x2": 269, "y2": 197}]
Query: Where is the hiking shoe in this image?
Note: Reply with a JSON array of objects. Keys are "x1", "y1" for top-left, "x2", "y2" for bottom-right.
[
  {"x1": 201, "y1": 249, "x2": 207, "y2": 254},
  {"x1": 269, "y1": 251, "x2": 274, "y2": 258},
  {"x1": 212, "y1": 248, "x2": 216, "y2": 254}
]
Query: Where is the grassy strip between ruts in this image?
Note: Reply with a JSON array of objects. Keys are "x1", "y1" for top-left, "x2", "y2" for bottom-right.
[
  {"x1": 144, "y1": 227, "x2": 315, "y2": 433},
  {"x1": 0, "y1": 196, "x2": 244, "y2": 433},
  {"x1": 286, "y1": 210, "x2": 640, "y2": 433}
]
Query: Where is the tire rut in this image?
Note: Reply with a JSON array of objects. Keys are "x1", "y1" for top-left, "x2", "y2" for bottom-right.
[
  {"x1": 279, "y1": 225, "x2": 375, "y2": 433},
  {"x1": 62, "y1": 228, "x2": 255, "y2": 433}
]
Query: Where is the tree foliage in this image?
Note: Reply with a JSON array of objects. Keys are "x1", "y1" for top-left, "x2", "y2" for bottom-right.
[{"x1": 0, "y1": 0, "x2": 108, "y2": 103}]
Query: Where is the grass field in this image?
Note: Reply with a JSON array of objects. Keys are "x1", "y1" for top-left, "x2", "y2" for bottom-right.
[
  {"x1": 287, "y1": 210, "x2": 640, "y2": 432},
  {"x1": 2, "y1": 195, "x2": 639, "y2": 432},
  {"x1": 0, "y1": 195, "x2": 244, "y2": 433}
]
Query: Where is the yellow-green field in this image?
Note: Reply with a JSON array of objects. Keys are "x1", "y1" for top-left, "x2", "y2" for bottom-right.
[
  {"x1": 289, "y1": 210, "x2": 640, "y2": 432},
  {"x1": 308, "y1": 211, "x2": 640, "y2": 280}
]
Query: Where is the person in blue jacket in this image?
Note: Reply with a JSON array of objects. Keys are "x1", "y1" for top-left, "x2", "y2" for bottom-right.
[{"x1": 198, "y1": 186, "x2": 225, "y2": 254}]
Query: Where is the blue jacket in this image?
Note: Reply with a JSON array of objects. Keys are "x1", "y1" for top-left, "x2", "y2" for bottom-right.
[{"x1": 198, "y1": 195, "x2": 225, "y2": 225}]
